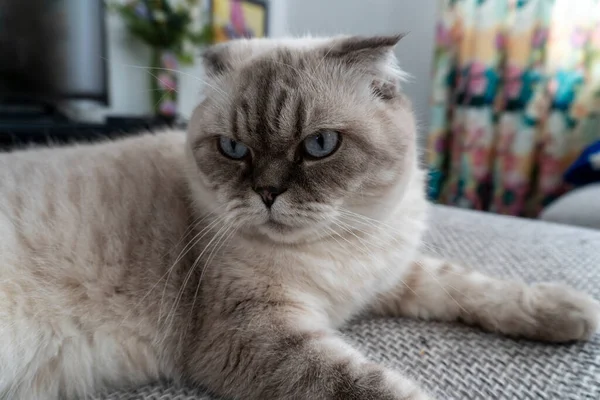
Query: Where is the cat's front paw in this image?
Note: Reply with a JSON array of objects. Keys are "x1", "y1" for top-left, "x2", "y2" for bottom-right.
[
  {"x1": 340, "y1": 364, "x2": 433, "y2": 400},
  {"x1": 382, "y1": 369, "x2": 434, "y2": 400},
  {"x1": 526, "y1": 283, "x2": 600, "y2": 342}
]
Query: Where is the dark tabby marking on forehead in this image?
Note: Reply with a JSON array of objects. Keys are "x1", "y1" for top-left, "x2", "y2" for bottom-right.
[
  {"x1": 230, "y1": 59, "x2": 305, "y2": 147},
  {"x1": 254, "y1": 63, "x2": 275, "y2": 142},
  {"x1": 230, "y1": 101, "x2": 239, "y2": 139},
  {"x1": 273, "y1": 90, "x2": 288, "y2": 133},
  {"x1": 202, "y1": 46, "x2": 229, "y2": 76},
  {"x1": 240, "y1": 99, "x2": 252, "y2": 140},
  {"x1": 293, "y1": 96, "x2": 306, "y2": 140}
]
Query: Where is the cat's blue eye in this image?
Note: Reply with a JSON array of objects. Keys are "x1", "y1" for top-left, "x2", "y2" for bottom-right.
[
  {"x1": 303, "y1": 131, "x2": 340, "y2": 159},
  {"x1": 218, "y1": 137, "x2": 249, "y2": 160}
]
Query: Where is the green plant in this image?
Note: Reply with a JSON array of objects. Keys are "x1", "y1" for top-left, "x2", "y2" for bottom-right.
[{"x1": 107, "y1": 0, "x2": 213, "y2": 64}]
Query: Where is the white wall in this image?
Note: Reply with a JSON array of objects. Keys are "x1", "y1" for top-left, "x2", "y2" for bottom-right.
[
  {"x1": 77, "y1": 0, "x2": 436, "y2": 135},
  {"x1": 66, "y1": 13, "x2": 151, "y2": 122}
]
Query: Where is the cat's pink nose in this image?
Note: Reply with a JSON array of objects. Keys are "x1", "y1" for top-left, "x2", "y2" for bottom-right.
[{"x1": 254, "y1": 186, "x2": 287, "y2": 208}]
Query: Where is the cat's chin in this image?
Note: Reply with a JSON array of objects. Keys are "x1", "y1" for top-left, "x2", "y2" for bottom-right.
[{"x1": 251, "y1": 220, "x2": 328, "y2": 245}]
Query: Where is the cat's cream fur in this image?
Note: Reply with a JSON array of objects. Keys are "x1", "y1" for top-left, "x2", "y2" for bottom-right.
[{"x1": 0, "y1": 36, "x2": 599, "y2": 400}]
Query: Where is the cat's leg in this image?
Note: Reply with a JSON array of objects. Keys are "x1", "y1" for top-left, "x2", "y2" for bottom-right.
[
  {"x1": 370, "y1": 256, "x2": 600, "y2": 342},
  {"x1": 186, "y1": 307, "x2": 433, "y2": 400}
]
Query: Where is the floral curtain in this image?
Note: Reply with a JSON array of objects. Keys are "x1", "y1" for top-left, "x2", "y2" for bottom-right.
[{"x1": 427, "y1": 0, "x2": 600, "y2": 217}]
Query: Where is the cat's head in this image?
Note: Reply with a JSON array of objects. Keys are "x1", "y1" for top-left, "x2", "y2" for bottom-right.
[{"x1": 186, "y1": 35, "x2": 422, "y2": 243}]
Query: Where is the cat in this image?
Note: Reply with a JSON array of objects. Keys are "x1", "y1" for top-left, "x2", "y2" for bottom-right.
[{"x1": 0, "y1": 35, "x2": 598, "y2": 400}]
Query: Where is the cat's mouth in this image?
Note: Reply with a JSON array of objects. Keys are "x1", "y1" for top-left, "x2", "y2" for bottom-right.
[
  {"x1": 265, "y1": 218, "x2": 291, "y2": 231},
  {"x1": 252, "y1": 211, "x2": 332, "y2": 244},
  {"x1": 257, "y1": 217, "x2": 320, "y2": 244}
]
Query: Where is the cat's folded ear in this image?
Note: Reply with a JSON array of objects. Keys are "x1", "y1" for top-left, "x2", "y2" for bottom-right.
[
  {"x1": 202, "y1": 39, "x2": 270, "y2": 78},
  {"x1": 324, "y1": 34, "x2": 408, "y2": 100},
  {"x1": 203, "y1": 40, "x2": 260, "y2": 78},
  {"x1": 324, "y1": 34, "x2": 405, "y2": 65},
  {"x1": 202, "y1": 42, "x2": 234, "y2": 78}
]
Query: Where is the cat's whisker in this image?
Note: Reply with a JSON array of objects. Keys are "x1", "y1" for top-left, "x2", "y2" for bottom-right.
[
  {"x1": 327, "y1": 222, "x2": 385, "y2": 270},
  {"x1": 120, "y1": 211, "x2": 228, "y2": 332},
  {"x1": 338, "y1": 209, "x2": 448, "y2": 259},
  {"x1": 158, "y1": 223, "x2": 225, "y2": 325},
  {"x1": 145, "y1": 69, "x2": 180, "y2": 94},
  {"x1": 162, "y1": 220, "x2": 233, "y2": 334},
  {"x1": 338, "y1": 209, "x2": 407, "y2": 237},
  {"x1": 413, "y1": 260, "x2": 472, "y2": 316},
  {"x1": 269, "y1": 59, "x2": 315, "y2": 83},
  {"x1": 119, "y1": 214, "x2": 226, "y2": 332},
  {"x1": 334, "y1": 217, "x2": 398, "y2": 254},
  {"x1": 338, "y1": 213, "x2": 446, "y2": 259},
  {"x1": 322, "y1": 225, "x2": 371, "y2": 265},
  {"x1": 156, "y1": 213, "x2": 228, "y2": 325},
  {"x1": 322, "y1": 225, "x2": 421, "y2": 302},
  {"x1": 167, "y1": 203, "x2": 228, "y2": 258},
  {"x1": 183, "y1": 223, "x2": 240, "y2": 338},
  {"x1": 314, "y1": 40, "x2": 338, "y2": 72},
  {"x1": 337, "y1": 214, "x2": 473, "y2": 301},
  {"x1": 330, "y1": 220, "x2": 377, "y2": 254},
  {"x1": 149, "y1": 77, "x2": 179, "y2": 110},
  {"x1": 104, "y1": 58, "x2": 231, "y2": 103},
  {"x1": 165, "y1": 202, "x2": 232, "y2": 265},
  {"x1": 335, "y1": 217, "x2": 387, "y2": 242}
]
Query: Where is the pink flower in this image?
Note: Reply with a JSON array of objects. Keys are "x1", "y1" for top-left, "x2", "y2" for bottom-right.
[
  {"x1": 504, "y1": 169, "x2": 525, "y2": 189},
  {"x1": 495, "y1": 32, "x2": 506, "y2": 50},
  {"x1": 158, "y1": 73, "x2": 177, "y2": 92},
  {"x1": 472, "y1": 148, "x2": 490, "y2": 180},
  {"x1": 547, "y1": 78, "x2": 558, "y2": 95},
  {"x1": 540, "y1": 175, "x2": 562, "y2": 193},
  {"x1": 532, "y1": 27, "x2": 548, "y2": 48},
  {"x1": 161, "y1": 52, "x2": 179, "y2": 71},
  {"x1": 504, "y1": 63, "x2": 523, "y2": 100},
  {"x1": 468, "y1": 61, "x2": 487, "y2": 96},
  {"x1": 159, "y1": 100, "x2": 177, "y2": 116},
  {"x1": 571, "y1": 27, "x2": 588, "y2": 48},
  {"x1": 434, "y1": 137, "x2": 446, "y2": 154},
  {"x1": 436, "y1": 23, "x2": 452, "y2": 47},
  {"x1": 503, "y1": 152, "x2": 520, "y2": 173},
  {"x1": 539, "y1": 156, "x2": 564, "y2": 193},
  {"x1": 497, "y1": 129, "x2": 515, "y2": 152}
]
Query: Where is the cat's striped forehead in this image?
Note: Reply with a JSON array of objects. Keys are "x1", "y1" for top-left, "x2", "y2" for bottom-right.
[{"x1": 227, "y1": 51, "x2": 313, "y2": 153}]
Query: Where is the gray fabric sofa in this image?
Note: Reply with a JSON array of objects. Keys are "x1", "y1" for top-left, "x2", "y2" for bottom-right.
[
  {"x1": 93, "y1": 205, "x2": 600, "y2": 400},
  {"x1": 540, "y1": 183, "x2": 600, "y2": 230}
]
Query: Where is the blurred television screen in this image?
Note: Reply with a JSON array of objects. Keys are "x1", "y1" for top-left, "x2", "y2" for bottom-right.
[{"x1": 0, "y1": 0, "x2": 107, "y2": 104}]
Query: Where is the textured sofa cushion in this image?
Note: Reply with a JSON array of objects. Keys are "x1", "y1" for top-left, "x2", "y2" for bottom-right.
[{"x1": 93, "y1": 205, "x2": 600, "y2": 400}]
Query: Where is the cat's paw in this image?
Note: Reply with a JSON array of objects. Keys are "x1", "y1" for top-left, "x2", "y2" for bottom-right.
[
  {"x1": 382, "y1": 369, "x2": 434, "y2": 399},
  {"x1": 525, "y1": 283, "x2": 600, "y2": 342},
  {"x1": 340, "y1": 364, "x2": 433, "y2": 400}
]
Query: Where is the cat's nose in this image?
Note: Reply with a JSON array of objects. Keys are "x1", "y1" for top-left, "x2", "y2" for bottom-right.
[{"x1": 254, "y1": 186, "x2": 287, "y2": 208}]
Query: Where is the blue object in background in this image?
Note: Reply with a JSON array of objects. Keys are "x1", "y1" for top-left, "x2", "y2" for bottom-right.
[{"x1": 564, "y1": 140, "x2": 600, "y2": 187}]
